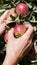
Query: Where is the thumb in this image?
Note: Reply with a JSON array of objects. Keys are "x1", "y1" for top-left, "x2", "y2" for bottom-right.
[{"x1": 8, "y1": 28, "x2": 14, "y2": 41}]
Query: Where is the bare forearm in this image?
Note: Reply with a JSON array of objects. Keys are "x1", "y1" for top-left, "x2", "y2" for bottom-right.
[{"x1": 2, "y1": 55, "x2": 17, "y2": 65}]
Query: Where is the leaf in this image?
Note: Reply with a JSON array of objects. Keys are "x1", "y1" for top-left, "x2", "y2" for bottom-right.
[
  {"x1": 25, "y1": 2, "x2": 33, "y2": 9},
  {"x1": 23, "y1": 21, "x2": 30, "y2": 24}
]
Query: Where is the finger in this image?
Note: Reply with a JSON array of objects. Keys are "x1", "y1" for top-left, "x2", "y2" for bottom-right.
[
  {"x1": 6, "y1": 16, "x2": 12, "y2": 21},
  {"x1": 24, "y1": 38, "x2": 33, "y2": 55},
  {"x1": 25, "y1": 24, "x2": 34, "y2": 29},
  {"x1": 17, "y1": 27, "x2": 34, "y2": 57},
  {"x1": 8, "y1": 28, "x2": 15, "y2": 41},
  {"x1": 18, "y1": 25, "x2": 34, "y2": 46},
  {"x1": 0, "y1": 10, "x2": 10, "y2": 24},
  {"x1": 26, "y1": 38, "x2": 33, "y2": 51},
  {"x1": 20, "y1": 38, "x2": 33, "y2": 58}
]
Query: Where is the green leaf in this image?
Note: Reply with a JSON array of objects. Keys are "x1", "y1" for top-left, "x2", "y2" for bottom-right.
[
  {"x1": 25, "y1": 2, "x2": 33, "y2": 9},
  {"x1": 23, "y1": 21, "x2": 30, "y2": 24}
]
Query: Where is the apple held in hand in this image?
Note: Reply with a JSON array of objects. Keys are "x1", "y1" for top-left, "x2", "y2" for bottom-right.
[
  {"x1": 4, "y1": 24, "x2": 27, "y2": 42},
  {"x1": 14, "y1": 24, "x2": 27, "y2": 38},
  {"x1": 16, "y1": 3, "x2": 29, "y2": 15}
]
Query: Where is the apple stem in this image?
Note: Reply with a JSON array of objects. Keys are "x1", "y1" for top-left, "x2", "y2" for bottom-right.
[{"x1": 19, "y1": 14, "x2": 22, "y2": 24}]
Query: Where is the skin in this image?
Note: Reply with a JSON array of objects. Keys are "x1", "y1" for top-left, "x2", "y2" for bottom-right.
[
  {"x1": 0, "y1": 9, "x2": 34, "y2": 65},
  {"x1": 0, "y1": 10, "x2": 10, "y2": 24},
  {"x1": 0, "y1": 8, "x2": 17, "y2": 35},
  {"x1": 0, "y1": 10, "x2": 13, "y2": 35}
]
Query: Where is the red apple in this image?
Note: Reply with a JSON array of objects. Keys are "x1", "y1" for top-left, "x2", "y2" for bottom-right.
[
  {"x1": 14, "y1": 24, "x2": 27, "y2": 38},
  {"x1": 16, "y1": 3, "x2": 29, "y2": 15},
  {"x1": 4, "y1": 24, "x2": 27, "y2": 42}
]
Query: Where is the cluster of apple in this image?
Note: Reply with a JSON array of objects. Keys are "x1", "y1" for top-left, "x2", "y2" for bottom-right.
[{"x1": 4, "y1": 3, "x2": 29, "y2": 42}]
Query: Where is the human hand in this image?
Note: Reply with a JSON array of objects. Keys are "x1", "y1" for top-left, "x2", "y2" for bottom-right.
[
  {"x1": 0, "y1": 10, "x2": 11, "y2": 35},
  {"x1": 3, "y1": 24, "x2": 34, "y2": 65},
  {"x1": 0, "y1": 8, "x2": 16, "y2": 35},
  {"x1": 0, "y1": 10, "x2": 10, "y2": 24}
]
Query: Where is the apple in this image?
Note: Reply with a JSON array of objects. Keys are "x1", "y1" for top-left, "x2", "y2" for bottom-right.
[
  {"x1": 4, "y1": 24, "x2": 27, "y2": 42},
  {"x1": 16, "y1": 3, "x2": 29, "y2": 15},
  {"x1": 14, "y1": 24, "x2": 27, "y2": 38}
]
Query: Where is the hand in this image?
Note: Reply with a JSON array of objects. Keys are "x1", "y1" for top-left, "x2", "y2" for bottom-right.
[
  {"x1": 0, "y1": 10, "x2": 10, "y2": 35},
  {"x1": 0, "y1": 8, "x2": 15, "y2": 35},
  {"x1": 2, "y1": 24, "x2": 34, "y2": 65},
  {"x1": 0, "y1": 10, "x2": 10, "y2": 24}
]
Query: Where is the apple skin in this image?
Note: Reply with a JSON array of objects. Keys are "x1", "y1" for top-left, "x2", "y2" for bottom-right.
[
  {"x1": 14, "y1": 24, "x2": 27, "y2": 38},
  {"x1": 16, "y1": 3, "x2": 29, "y2": 15}
]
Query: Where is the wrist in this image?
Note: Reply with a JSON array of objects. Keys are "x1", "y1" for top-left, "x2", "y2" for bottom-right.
[{"x1": 2, "y1": 54, "x2": 18, "y2": 65}]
